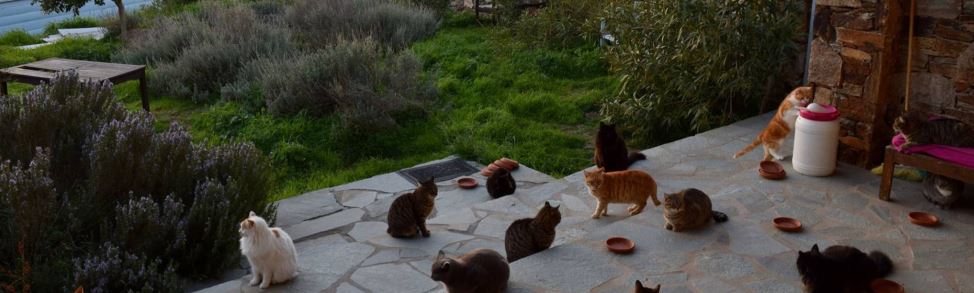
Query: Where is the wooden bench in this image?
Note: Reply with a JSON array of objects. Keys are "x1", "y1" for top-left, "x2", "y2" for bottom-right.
[
  {"x1": 879, "y1": 145, "x2": 974, "y2": 200},
  {"x1": 0, "y1": 58, "x2": 149, "y2": 111}
]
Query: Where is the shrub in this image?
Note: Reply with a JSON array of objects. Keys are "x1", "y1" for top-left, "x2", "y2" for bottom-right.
[
  {"x1": 599, "y1": 0, "x2": 802, "y2": 144},
  {"x1": 43, "y1": 17, "x2": 101, "y2": 36},
  {"x1": 505, "y1": 0, "x2": 609, "y2": 49},
  {"x1": 69, "y1": 243, "x2": 182, "y2": 293},
  {"x1": 227, "y1": 38, "x2": 435, "y2": 130},
  {"x1": 115, "y1": 2, "x2": 296, "y2": 101},
  {"x1": 0, "y1": 30, "x2": 42, "y2": 47},
  {"x1": 285, "y1": 0, "x2": 439, "y2": 49},
  {"x1": 0, "y1": 72, "x2": 275, "y2": 290}
]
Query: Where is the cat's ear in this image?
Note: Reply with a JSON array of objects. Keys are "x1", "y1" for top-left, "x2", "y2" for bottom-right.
[
  {"x1": 653, "y1": 284, "x2": 660, "y2": 291},
  {"x1": 811, "y1": 244, "x2": 820, "y2": 253},
  {"x1": 544, "y1": 201, "x2": 552, "y2": 208},
  {"x1": 635, "y1": 280, "x2": 643, "y2": 288},
  {"x1": 249, "y1": 211, "x2": 256, "y2": 218}
]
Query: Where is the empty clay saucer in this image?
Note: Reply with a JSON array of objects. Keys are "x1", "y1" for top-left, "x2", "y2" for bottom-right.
[
  {"x1": 457, "y1": 177, "x2": 478, "y2": 189},
  {"x1": 870, "y1": 279, "x2": 904, "y2": 293},
  {"x1": 759, "y1": 161, "x2": 786, "y2": 180},
  {"x1": 908, "y1": 212, "x2": 939, "y2": 227},
  {"x1": 606, "y1": 237, "x2": 635, "y2": 254},
  {"x1": 773, "y1": 217, "x2": 802, "y2": 232}
]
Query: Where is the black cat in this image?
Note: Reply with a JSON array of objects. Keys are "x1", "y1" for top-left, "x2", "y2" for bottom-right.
[
  {"x1": 796, "y1": 244, "x2": 893, "y2": 293},
  {"x1": 594, "y1": 122, "x2": 646, "y2": 172},
  {"x1": 486, "y1": 167, "x2": 516, "y2": 198}
]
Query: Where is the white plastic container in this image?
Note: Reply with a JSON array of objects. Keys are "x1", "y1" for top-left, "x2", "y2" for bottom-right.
[{"x1": 792, "y1": 103, "x2": 840, "y2": 176}]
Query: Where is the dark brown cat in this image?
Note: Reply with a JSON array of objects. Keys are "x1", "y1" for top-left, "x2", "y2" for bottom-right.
[
  {"x1": 894, "y1": 112, "x2": 974, "y2": 149},
  {"x1": 486, "y1": 167, "x2": 516, "y2": 198},
  {"x1": 504, "y1": 201, "x2": 561, "y2": 263},
  {"x1": 431, "y1": 249, "x2": 509, "y2": 293},
  {"x1": 595, "y1": 122, "x2": 646, "y2": 172},
  {"x1": 662, "y1": 188, "x2": 728, "y2": 232},
  {"x1": 386, "y1": 177, "x2": 438, "y2": 238},
  {"x1": 796, "y1": 244, "x2": 893, "y2": 293},
  {"x1": 634, "y1": 280, "x2": 660, "y2": 293}
]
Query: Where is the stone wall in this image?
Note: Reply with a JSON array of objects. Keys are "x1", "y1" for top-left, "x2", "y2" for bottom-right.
[{"x1": 808, "y1": 0, "x2": 974, "y2": 167}]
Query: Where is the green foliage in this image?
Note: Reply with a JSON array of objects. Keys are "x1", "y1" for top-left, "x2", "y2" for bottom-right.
[
  {"x1": 43, "y1": 17, "x2": 101, "y2": 36},
  {"x1": 0, "y1": 73, "x2": 274, "y2": 290},
  {"x1": 412, "y1": 16, "x2": 615, "y2": 176},
  {"x1": 0, "y1": 38, "x2": 117, "y2": 68},
  {"x1": 599, "y1": 0, "x2": 802, "y2": 144},
  {"x1": 285, "y1": 0, "x2": 439, "y2": 50},
  {"x1": 506, "y1": 0, "x2": 610, "y2": 49},
  {"x1": 0, "y1": 30, "x2": 43, "y2": 47},
  {"x1": 226, "y1": 38, "x2": 435, "y2": 130}
]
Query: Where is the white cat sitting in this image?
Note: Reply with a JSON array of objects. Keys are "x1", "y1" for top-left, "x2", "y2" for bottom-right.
[{"x1": 239, "y1": 211, "x2": 299, "y2": 289}]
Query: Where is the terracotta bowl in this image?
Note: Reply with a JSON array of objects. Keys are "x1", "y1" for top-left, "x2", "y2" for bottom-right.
[
  {"x1": 457, "y1": 177, "x2": 478, "y2": 189},
  {"x1": 870, "y1": 279, "x2": 904, "y2": 293},
  {"x1": 759, "y1": 160, "x2": 785, "y2": 174},
  {"x1": 481, "y1": 163, "x2": 503, "y2": 176},
  {"x1": 759, "y1": 169, "x2": 787, "y2": 180},
  {"x1": 773, "y1": 217, "x2": 802, "y2": 232},
  {"x1": 500, "y1": 157, "x2": 520, "y2": 170},
  {"x1": 908, "y1": 212, "x2": 939, "y2": 227},
  {"x1": 494, "y1": 159, "x2": 517, "y2": 171},
  {"x1": 606, "y1": 237, "x2": 635, "y2": 254}
]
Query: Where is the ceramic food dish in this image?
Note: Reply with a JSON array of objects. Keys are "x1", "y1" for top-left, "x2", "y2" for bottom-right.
[
  {"x1": 870, "y1": 279, "x2": 904, "y2": 293},
  {"x1": 908, "y1": 211, "x2": 939, "y2": 227},
  {"x1": 759, "y1": 161, "x2": 786, "y2": 180},
  {"x1": 457, "y1": 177, "x2": 478, "y2": 189},
  {"x1": 606, "y1": 237, "x2": 635, "y2": 254},
  {"x1": 773, "y1": 217, "x2": 802, "y2": 232}
]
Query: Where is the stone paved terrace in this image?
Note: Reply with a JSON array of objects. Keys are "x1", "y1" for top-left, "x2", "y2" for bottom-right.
[{"x1": 196, "y1": 113, "x2": 974, "y2": 293}]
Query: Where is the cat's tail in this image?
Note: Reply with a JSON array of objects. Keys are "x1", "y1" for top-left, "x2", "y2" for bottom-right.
[
  {"x1": 869, "y1": 251, "x2": 894, "y2": 277},
  {"x1": 711, "y1": 211, "x2": 729, "y2": 223},
  {"x1": 733, "y1": 139, "x2": 761, "y2": 159},
  {"x1": 627, "y1": 151, "x2": 647, "y2": 166}
]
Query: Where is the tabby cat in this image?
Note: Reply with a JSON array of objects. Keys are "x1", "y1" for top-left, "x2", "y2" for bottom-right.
[
  {"x1": 504, "y1": 201, "x2": 561, "y2": 263},
  {"x1": 634, "y1": 280, "x2": 660, "y2": 293},
  {"x1": 386, "y1": 177, "x2": 438, "y2": 238},
  {"x1": 486, "y1": 167, "x2": 516, "y2": 198},
  {"x1": 796, "y1": 244, "x2": 893, "y2": 293},
  {"x1": 922, "y1": 174, "x2": 965, "y2": 210},
  {"x1": 583, "y1": 168, "x2": 659, "y2": 219},
  {"x1": 595, "y1": 122, "x2": 647, "y2": 172},
  {"x1": 893, "y1": 111, "x2": 974, "y2": 149},
  {"x1": 734, "y1": 85, "x2": 814, "y2": 161},
  {"x1": 662, "y1": 188, "x2": 728, "y2": 232},
  {"x1": 432, "y1": 249, "x2": 509, "y2": 293}
]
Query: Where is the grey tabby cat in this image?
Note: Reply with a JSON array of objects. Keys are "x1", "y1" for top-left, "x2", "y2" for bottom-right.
[
  {"x1": 922, "y1": 174, "x2": 965, "y2": 209},
  {"x1": 893, "y1": 112, "x2": 974, "y2": 149},
  {"x1": 662, "y1": 188, "x2": 728, "y2": 232},
  {"x1": 504, "y1": 201, "x2": 561, "y2": 262}
]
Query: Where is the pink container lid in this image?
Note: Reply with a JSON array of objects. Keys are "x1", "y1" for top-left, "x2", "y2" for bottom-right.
[{"x1": 799, "y1": 104, "x2": 839, "y2": 121}]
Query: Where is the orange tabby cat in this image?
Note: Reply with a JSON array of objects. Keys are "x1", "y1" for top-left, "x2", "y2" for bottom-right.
[
  {"x1": 733, "y1": 85, "x2": 815, "y2": 161},
  {"x1": 583, "y1": 168, "x2": 659, "y2": 219}
]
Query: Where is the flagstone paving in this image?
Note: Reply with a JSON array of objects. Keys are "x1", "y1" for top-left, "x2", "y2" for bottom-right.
[{"x1": 196, "y1": 113, "x2": 974, "y2": 292}]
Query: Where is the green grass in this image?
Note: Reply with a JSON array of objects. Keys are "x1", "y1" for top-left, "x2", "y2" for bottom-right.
[
  {"x1": 42, "y1": 17, "x2": 101, "y2": 36},
  {"x1": 0, "y1": 30, "x2": 43, "y2": 46},
  {"x1": 1, "y1": 12, "x2": 618, "y2": 201}
]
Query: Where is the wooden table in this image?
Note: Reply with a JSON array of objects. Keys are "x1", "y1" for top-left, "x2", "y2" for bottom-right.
[
  {"x1": 879, "y1": 145, "x2": 974, "y2": 200},
  {"x1": 0, "y1": 58, "x2": 149, "y2": 111}
]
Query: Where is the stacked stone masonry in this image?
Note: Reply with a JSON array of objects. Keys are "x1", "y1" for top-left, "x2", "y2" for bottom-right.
[{"x1": 809, "y1": 0, "x2": 974, "y2": 166}]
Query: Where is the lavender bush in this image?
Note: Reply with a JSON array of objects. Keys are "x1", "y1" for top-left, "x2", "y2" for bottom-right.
[
  {"x1": 0, "y1": 73, "x2": 274, "y2": 291},
  {"x1": 225, "y1": 38, "x2": 435, "y2": 130}
]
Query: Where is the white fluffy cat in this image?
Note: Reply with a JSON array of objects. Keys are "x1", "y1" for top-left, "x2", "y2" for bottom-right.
[{"x1": 239, "y1": 211, "x2": 299, "y2": 288}]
